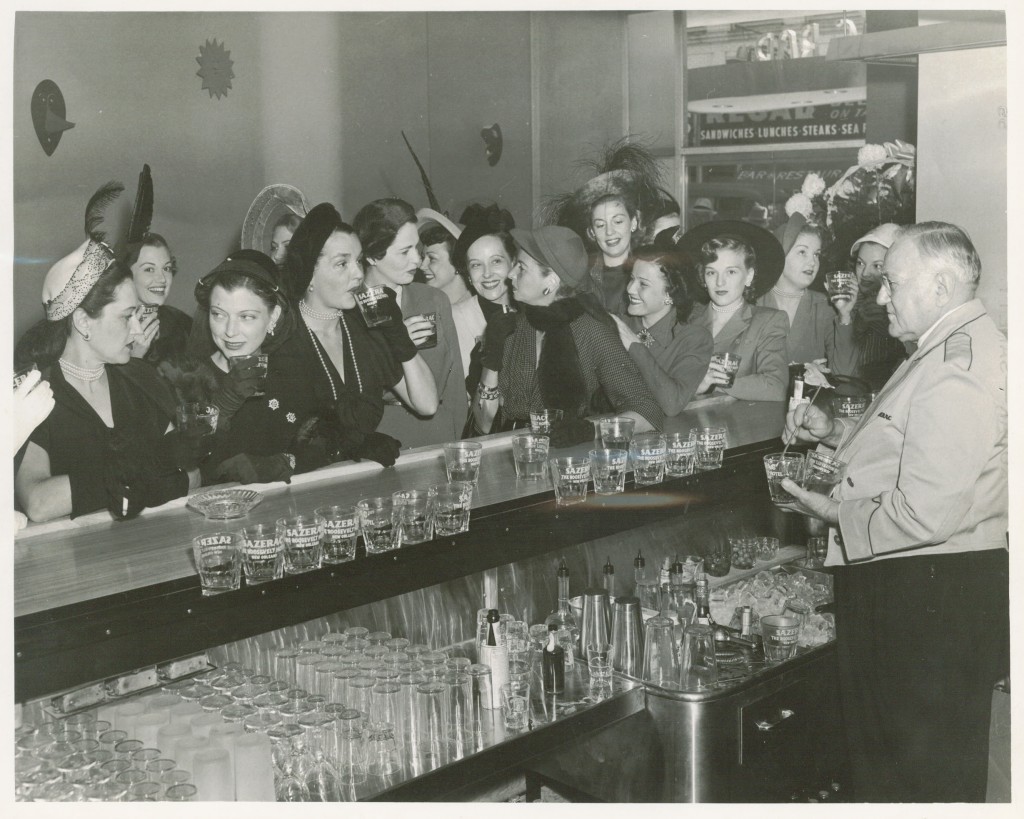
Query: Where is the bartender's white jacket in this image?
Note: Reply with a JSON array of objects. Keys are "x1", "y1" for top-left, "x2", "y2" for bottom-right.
[{"x1": 824, "y1": 299, "x2": 1007, "y2": 565}]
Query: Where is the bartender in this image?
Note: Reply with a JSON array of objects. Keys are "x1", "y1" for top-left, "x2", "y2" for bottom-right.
[{"x1": 779, "y1": 222, "x2": 1008, "y2": 802}]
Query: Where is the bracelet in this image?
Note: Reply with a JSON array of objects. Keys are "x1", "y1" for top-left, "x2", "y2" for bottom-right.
[
  {"x1": 283, "y1": 453, "x2": 296, "y2": 470},
  {"x1": 477, "y1": 384, "x2": 500, "y2": 401}
]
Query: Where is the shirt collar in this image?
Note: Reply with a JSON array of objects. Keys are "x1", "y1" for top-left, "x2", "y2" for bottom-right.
[{"x1": 914, "y1": 301, "x2": 974, "y2": 350}]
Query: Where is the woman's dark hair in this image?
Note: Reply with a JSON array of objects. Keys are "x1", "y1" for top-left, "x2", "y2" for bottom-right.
[
  {"x1": 15, "y1": 262, "x2": 133, "y2": 369},
  {"x1": 632, "y1": 244, "x2": 696, "y2": 323},
  {"x1": 190, "y1": 250, "x2": 294, "y2": 357},
  {"x1": 273, "y1": 212, "x2": 303, "y2": 235},
  {"x1": 420, "y1": 225, "x2": 456, "y2": 257},
  {"x1": 282, "y1": 203, "x2": 358, "y2": 300},
  {"x1": 697, "y1": 236, "x2": 758, "y2": 303},
  {"x1": 352, "y1": 198, "x2": 417, "y2": 262},
  {"x1": 123, "y1": 233, "x2": 177, "y2": 275},
  {"x1": 451, "y1": 203, "x2": 517, "y2": 288}
]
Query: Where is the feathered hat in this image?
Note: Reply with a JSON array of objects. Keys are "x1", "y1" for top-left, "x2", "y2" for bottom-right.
[
  {"x1": 540, "y1": 137, "x2": 665, "y2": 245},
  {"x1": 42, "y1": 166, "x2": 151, "y2": 321}
]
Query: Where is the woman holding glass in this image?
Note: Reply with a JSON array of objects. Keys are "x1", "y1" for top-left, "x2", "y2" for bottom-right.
[
  {"x1": 354, "y1": 198, "x2": 464, "y2": 449},
  {"x1": 281, "y1": 202, "x2": 437, "y2": 467},
  {"x1": 756, "y1": 211, "x2": 857, "y2": 373},
  {"x1": 15, "y1": 183, "x2": 204, "y2": 522},
  {"x1": 611, "y1": 244, "x2": 713, "y2": 416},
  {"x1": 682, "y1": 221, "x2": 789, "y2": 402},
  {"x1": 450, "y1": 203, "x2": 518, "y2": 397},
  {"x1": 474, "y1": 225, "x2": 662, "y2": 442}
]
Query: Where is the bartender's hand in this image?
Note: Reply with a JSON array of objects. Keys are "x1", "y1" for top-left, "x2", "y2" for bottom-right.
[
  {"x1": 777, "y1": 480, "x2": 840, "y2": 526},
  {"x1": 697, "y1": 360, "x2": 730, "y2": 394},
  {"x1": 783, "y1": 403, "x2": 841, "y2": 447}
]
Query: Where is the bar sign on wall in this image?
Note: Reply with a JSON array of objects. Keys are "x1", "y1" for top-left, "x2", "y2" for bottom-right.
[{"x1": 692, "y1": 101, "x2": 866, "y2": 147}]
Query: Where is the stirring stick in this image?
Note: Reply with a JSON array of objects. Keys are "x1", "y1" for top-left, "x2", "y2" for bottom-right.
[{"x1": 782, "y1": 384, "x2": 825, "y2": 458}]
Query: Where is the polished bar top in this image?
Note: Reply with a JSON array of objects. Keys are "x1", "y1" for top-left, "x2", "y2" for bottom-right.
[{"x1": 14, "y1": 398, "x2": 785, "y2": 618}]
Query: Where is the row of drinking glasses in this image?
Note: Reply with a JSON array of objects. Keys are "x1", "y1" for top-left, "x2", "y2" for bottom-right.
[{"x1": 192, "y1": 483, "x2": 474, "y2": 594}]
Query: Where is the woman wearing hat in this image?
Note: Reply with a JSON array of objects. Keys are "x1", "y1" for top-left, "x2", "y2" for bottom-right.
[
  {"x1": 241, "y1": 184, "x2": 310, "y2": 271},
  {"x1": 756, "y1": 213, "x2": 858, "y2": 373},
  {"x1": 611, "y1": 244, "x2": 714, "y2": 416},
  {"x1": 15, "y1": 182, "x2": 206, "y2": 522},
  {"x1": 354, "y1": 198, "x2": 465, "y2": 449},
  {"x1": 474, "y1": 225, "x2": 663, "y2": 441},
  {"x1": 182, "y1": 250, "x2": 320, "y2": 485},
  {"x1": 845, "y1": 223, "x2": 910, "y2": 388},
  {"x1": 682, "y1": 221, "x2": 790, "y2": 402},
  {"x1": 280, "y1": 203, "x2": 437, "y2": 468},
  {"x1": 449, "y1": 203, "x2": 519, "y2": 398}
]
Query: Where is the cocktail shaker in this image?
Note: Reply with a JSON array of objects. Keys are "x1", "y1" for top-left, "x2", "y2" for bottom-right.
[{"x1": 609, "y1": 596, "x2": 643, "y2": 677}]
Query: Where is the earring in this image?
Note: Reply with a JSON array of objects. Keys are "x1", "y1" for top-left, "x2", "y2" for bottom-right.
[
  {"x1": 267, "y1": 323, "x2": 276, "y2": 336},
  {"x1": 82, "y1": 331, "x2": 91, "y2": 341},
  {"x1": 664, "y1": 298, "x2": 673, "y2": 305},
  {"x1": 542, "y1": 287, "x2": 550, "y2": 296},
  {"x1": 308, "y1": 284, "x2": 314, "y2": 292}
]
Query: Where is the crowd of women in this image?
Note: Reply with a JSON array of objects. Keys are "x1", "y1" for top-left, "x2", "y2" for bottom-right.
[{"x1": 12, "y1": 148, "x2": 909, "y2": 525}]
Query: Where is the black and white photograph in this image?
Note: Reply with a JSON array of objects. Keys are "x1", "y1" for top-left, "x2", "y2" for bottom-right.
[{"x1": 3, "y1": 1, "x2": 1015, "y2": 811}]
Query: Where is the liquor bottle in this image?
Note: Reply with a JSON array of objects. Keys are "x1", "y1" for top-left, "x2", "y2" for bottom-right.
[
  {"x1": 542, "y1": 624, "x2": 565, "y2": 694},
  {"x1": 479, "y1": 609, "x2": 508, "y2": 709},
  {"x1": 667, "y1": 556, "x2": 696, "y2": 627},
  {"x1": 633, "y1": 550, "x2": 646, "y2": 593},
  {"x1": 544, "y1": 560, "x2": 580, "y2": 650},
  {"x1": 789, "y1": 366, "x2": 809, "y2": 413},
  {"x1": 602, "y1": 556, "x2": 615, "y2": 617},
  {"x1": 695, "y1": 578, "x2": 712, "y2": 626}
]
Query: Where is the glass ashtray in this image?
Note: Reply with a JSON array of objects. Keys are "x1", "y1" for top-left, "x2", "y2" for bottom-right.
[{"x1": 187, "y1": 489, "x2": 263, "y2": 520}]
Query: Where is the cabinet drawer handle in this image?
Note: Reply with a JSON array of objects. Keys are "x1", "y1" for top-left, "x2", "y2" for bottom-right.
[{"x1": 755, "y1": 708, "x2": 794, "y2": 732}]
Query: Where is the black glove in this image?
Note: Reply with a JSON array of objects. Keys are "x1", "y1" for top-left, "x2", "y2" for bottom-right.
[
  {"x1": 106, "y1": 433, "x2": 189, "y2": 521},
  {"x1": 354, "y1": 431, "x2": 402, "y2": 468},
  {"x1": 480, "y1": 310, "x2": 518, "y2": 372},
  {"x1": 155, "y1": 429, "x2": 214, "y2": 472},
  {"x1": 214, "y1": 453, "x2": 293, "y2": 485},
  {"x1": 373, "y1": 286, "x2": 418, "y2": 362},
  {"x1": 210, "y1": 358, "x2": 264, "y2": 419},
  {"x1": 548, "y1": 416, "x2": 594, "y2": 449}
]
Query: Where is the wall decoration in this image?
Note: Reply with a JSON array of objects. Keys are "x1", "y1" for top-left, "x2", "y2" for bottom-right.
[
  {"x1": 31, "y1": 80, "x2": 75, "y2": 156},
  {"x1": 481, "y1": 123, "x2": 503, "y2": 166},
  {"x1": 196, "y1": 38, "x2": 235, "y2": 99}
]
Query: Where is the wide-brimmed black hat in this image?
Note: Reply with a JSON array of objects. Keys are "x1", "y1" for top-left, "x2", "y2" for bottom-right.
[{"x1": 676, "y1": 219, "x2": 785, "y2": 301}]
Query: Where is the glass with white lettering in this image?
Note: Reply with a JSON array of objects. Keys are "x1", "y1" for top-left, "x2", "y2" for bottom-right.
[
  {"x1": 239, "y1": 523, "x2": 283, "y2": 585},
  {"x1": 443, "y1": 441, "x2": 482, "y2": 485},
  {"x1": 832, "y1": 394, "x2": 869, "y2": 418},
  {"x1": 801, "y1": 451, "x2": 847, "y2": 496},
  {"x1": 356, "y1": 497, "x2": 401, "y2": 554},
  {"x1": 430, "y1": 483, "x2": 472, "y2": 537},
  {"x1": 192, "y1": 532, "x2": 242, "y2": 595},
  {"x1": 589, "y1": 448, "x2": 628, "y2": 495},
  {"x1": 550, "y1": 456, "x2": 590, "y2": 506},
  {"x1": 665, "y1": 430, "x2": 697, "y2": 477},
  {"x1": 763, "y1": 453, "x2": 805, "y2": 504},
  {"x1": 511, "y1": 433, "x2": 550, "y2": 481},
  {"x1": 629, "y1": 432, "x2": 667, "y2": 486},
  {"x1": 529, "y1": 408, "x2": 563, "y2": 435},
  {"x1": 315, "y1": 505, "x2": 360, "y2": 564},
  {"x1": 391, "y1": 490, "x2": 434, "y2": 545},
  {"x1": 354, "y1": 285, "x2": 392, "y2": 328},
  {"x1": 276, "y1": 515, "x2": 323, "y2": 574},
  {"x1": 696, "y1": 427, "x2": 727, "y2": 471},
  {"x1": 711, "y1": 353, "x2": 742, "y2": 388}
]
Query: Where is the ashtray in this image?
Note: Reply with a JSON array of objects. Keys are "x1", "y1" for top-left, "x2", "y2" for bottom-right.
[{"x1": 187, "y1": 489, "x2": 263, "y2": 520}]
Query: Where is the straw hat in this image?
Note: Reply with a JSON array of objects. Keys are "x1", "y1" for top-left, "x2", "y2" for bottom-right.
[{"x1": 241, "y1": 184, "x2": 310, "y2": 255}]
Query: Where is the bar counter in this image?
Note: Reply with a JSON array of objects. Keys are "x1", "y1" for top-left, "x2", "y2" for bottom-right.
[{"x1": 15, "y1": 397, "x2": 788, "y2": 704}]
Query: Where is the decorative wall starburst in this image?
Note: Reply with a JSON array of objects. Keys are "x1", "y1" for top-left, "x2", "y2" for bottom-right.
[{"x1": 196, "y1": 38, "x2": 235, "y2": 100}]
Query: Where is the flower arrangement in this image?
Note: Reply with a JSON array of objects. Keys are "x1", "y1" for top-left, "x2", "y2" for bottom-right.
[{"x1": 783, "y1": 141, "x2": 916, "y2": 269}]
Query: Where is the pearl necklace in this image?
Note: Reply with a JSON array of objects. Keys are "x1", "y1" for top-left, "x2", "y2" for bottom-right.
[
  {"x1": 59, "y1": 358, "x2": 105, "y2": 382},
  {"x1": 711, "y1": 300, "x2": 743, "y2": 314},
  {"x1": 305, "y1": 314, "x2": 363, "y2": 402},
  {"x1": 771, "y1": 286, "x2": 803, "y2": 300},
  {"x1": 299, "y1": 299, "x2": 345, "y2": 321}
]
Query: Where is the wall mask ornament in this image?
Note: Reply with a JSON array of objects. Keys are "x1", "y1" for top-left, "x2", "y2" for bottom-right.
[
  {"x1": 31, "y1": 80, "x2": 75, "y2": 156},
  {"x1": 196, "y1": 38, "x2": 235, "y2": 99},
  {"x1": 481, "y1": 123, "x2": 502, "y2": 167}
]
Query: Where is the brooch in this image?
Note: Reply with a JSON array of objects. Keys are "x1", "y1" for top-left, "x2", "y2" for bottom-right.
[{"x1": 637, "y1": 327, "x2": 654, "y2": 348}]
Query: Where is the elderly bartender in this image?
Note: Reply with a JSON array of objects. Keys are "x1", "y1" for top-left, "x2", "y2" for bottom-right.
[{"x1": 779, "y1": 222, "x2": 1007, "y2": 802}]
